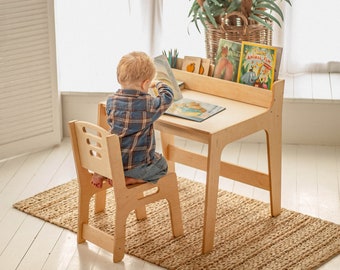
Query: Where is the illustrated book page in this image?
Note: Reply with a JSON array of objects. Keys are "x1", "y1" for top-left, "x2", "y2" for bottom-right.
[
  {"x1": 213, "y1": 39, "x2": 241, "y2": 82},
  {"x1": 165, "y1": 98, "x2": 226, "y2": 122},
  {"x1": 237, "y1": 41, "x2": 277, "y2": 90}
]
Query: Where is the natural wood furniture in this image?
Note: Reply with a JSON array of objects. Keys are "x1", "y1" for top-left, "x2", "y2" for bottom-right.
[
  {"x1": 98, "y1": 68, "x2": 284, "y2": 254},
  {"x1": 68, "y1": 120, "x2": 183, "y2": 263}
]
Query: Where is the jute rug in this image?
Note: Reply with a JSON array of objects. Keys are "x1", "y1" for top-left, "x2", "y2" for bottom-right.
[{"x1": 13, "y1": 177, "x2": 340, "y2": 269}]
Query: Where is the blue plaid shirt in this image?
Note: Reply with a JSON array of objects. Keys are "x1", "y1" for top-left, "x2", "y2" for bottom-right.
[{"x1": 106, "y1": 82, "x2": 174, "y2": 170}]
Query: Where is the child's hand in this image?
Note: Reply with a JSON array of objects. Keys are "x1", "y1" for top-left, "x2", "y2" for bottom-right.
[
  {"x1": 148, "y1": 80, "x2": 159, "y2": 97},
  {"x1": 150, "y1": 80, "x2": 161, "y2": 89}
]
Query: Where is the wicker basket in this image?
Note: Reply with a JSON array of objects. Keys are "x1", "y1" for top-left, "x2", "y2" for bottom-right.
[{"x1": 205, "y1": 12, "x2": 272, "y2": 62}]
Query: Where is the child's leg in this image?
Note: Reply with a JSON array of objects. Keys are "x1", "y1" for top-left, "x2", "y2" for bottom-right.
[
  {"x1": 92, "y1": 172, "x2": 141, "y2": 187},
  {"x1": 91, "y1": 173, "x2": 112, "y2": 188},
  {"x1": 91, "y1": 173, "x2": 105, "y2": 188},
  {"x1": 124, "y1": 153, "x2": 168, "y2": 184},
  {"x1": 125, "y1": 177, "x2": 145, "y2": 185}
]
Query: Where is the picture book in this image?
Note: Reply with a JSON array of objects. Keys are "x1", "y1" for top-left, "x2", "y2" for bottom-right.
[
  {"x1": 182, "y1": 56, "x2": 202, "y2": 74},
  {"x1": 152, "y1": 55, "x2": 225, "y2": 122},
  {"x1": 181, "y1": 56, "x2": 211, "y2": 76},
  {"x1": 199, "y1": 58, "x2": 211, "y2": 76},
  {"x1": 213, "y1": 39, "x2": 241, "y2": 82},
  {"x1": 153, "y1": 55, "x2": 183, "y2": 101},
  {"x1": 274, "y1": 46, "x2": 283, "y2": 81},
  {"x1": 237, "y1": 41, "x2": 277, "y2": 90},
  {"x1": 165, "y1": 98, "x2": 225, "y2": 122}
]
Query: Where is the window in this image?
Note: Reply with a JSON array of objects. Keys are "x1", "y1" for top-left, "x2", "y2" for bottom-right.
[
  {"x1": 283, "y1": 0, "x2": 340, "y2": 73},
  {"x1": 55, "y1": 0, "x2": 206, "y2": 92},
  {"x1": 55, "y1": 0, "x2": 165, "y2": 92},
  {"x1": 54, "y1": 0, "x2": 340, "y2": 93}
]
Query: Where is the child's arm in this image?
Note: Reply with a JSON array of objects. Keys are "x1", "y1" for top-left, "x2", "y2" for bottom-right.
[
  {"x1": 149, "y1": 81, "x2": 174, "y2": 121},
  {"x1": 155, "y1": 81, "x2": 174, "y2": 102}
]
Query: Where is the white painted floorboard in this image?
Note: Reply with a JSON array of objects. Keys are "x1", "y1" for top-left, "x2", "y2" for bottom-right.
[{"x1": 0, "y1": 136, "x2": 339, "y2": 269}]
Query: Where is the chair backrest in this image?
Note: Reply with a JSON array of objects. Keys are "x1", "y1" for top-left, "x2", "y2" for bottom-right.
[{"x1": 68, "y1": 120, "x2": 126, "y2": 189}]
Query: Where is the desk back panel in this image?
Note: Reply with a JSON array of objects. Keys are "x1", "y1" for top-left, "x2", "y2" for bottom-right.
[{"x1": 172, "y1": 68, "x2": 284, "y2": 109}]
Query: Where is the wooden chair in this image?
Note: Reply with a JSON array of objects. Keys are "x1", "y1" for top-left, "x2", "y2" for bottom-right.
[{"x1": 68, "y1": 120, "x2": 184, "y2": 262}]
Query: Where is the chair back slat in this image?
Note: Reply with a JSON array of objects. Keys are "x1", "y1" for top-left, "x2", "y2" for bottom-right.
[{"x1": 69, "y1": 120, "x2": 125, "y2": 187}]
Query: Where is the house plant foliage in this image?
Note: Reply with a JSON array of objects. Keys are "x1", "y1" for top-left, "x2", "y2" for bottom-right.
[
  {"x1": 188, "y1": 0, "x2": 292, "y2": 61},
  {"x1": 189, "y1": 0, "x2": 292, "y2": 32}
]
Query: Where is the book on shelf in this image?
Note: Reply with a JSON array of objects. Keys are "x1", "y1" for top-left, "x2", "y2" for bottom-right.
[
  {"x1": 151, "y1": 55, "x2": 225, "y2": 122},
  {"x1": 182, "y1": 56, "x2": 211, "y2": 76},
  {"x1": 213, "y1": 39, "x2": 241, "y2": 82},
  {"x1": 237, "y1": 41, "x2": 277, "y2": 90},
  {"x1": 273, "y1": 46, "x2": 283, "y2": 81},
  {"x1": 199, "y1": 58, "x2": 211, "y2": 76}
]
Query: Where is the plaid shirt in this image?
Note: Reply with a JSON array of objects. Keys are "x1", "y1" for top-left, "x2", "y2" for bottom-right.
[{"x1": 106, "y1": 82, "x2": 174, "y2": 170}]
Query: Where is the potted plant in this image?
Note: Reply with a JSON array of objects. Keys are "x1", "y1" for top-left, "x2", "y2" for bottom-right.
[
  {"x1": 188, "y1": 0, "x2": 292, "y2": 61},
  {"x1": 189, "y1": 0, "x2": 291, "y2": 32}
]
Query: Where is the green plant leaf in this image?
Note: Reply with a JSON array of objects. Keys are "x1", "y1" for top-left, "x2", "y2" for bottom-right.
[
  {"x1": 253, "y1": 9, "x2": 281, "y2": 28},
  {"x1": 285, "y1": 0, "x2": 292, "y2": 6},
  {"x1": 255, "y1": 2, "x2": 284, "y2": 20},
  {"x1": 249, "y1": 13, "x2": 273, "y2": 30},
  {"x1": 203, "y1": 1, "x2": 218, "y2": 27},
  {"x1": 226, "y1": 0, "x2": 240, "y2": 13}
]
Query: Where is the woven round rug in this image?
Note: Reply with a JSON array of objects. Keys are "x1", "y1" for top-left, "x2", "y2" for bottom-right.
[{"x1": 13, "y1": 177, "x2": 340, "y2": 269}]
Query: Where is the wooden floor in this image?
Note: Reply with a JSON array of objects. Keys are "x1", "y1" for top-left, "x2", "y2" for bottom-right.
[{"x1": 1, "y1": 135, "x2": 340, "y2": 269}]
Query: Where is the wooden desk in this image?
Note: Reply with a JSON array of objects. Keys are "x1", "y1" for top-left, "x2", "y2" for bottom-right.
[{"x1": 98, "y1": 69, "x2": 284, "y2": 254}]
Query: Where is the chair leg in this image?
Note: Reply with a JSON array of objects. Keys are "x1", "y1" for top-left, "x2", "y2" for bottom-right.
[
  {"x1": 168, "y1": 199, "x2": 184, "y2": 237},
  {"x1": 77, "y1": 191, "x2": 92, "y2": 243},
  {"x1": 94, "y1": 189, "x2": 107, "y2": 213},
  {"x1": 135, "y1": 205, "x2": 147, "y2": 220},
  {"x1": 162, "y1": 174, "x2": 184, "y2": 237},
  {"x1": 113, "y1": 210, "x2": 129, "y2": 263}
]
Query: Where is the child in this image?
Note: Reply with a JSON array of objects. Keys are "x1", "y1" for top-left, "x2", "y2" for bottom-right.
[{"x1": 91, "y1": 51, "x2": 174, "y2": 188}]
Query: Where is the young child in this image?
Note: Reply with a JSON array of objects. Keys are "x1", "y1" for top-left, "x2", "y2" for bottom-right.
[{"x1": 91, "y1": 51, "x2": 174, "y2": 188}]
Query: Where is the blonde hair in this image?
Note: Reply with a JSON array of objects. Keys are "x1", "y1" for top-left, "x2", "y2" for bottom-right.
[{"x1": 117, "y1": 51, "x2": 156, "y2": 85}]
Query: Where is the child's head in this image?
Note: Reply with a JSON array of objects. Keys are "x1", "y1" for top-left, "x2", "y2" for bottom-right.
[{"x1": 117, "y1": 51, "x2": 156, "y2": 89}]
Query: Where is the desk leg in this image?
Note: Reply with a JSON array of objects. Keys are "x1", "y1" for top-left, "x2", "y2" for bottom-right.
[
  {"x1": 202, "y1": 138, "x2": 222, "y2": 254},
  {"x1": 266, "y1": 129, "x2": 282, "y2": 217},
  {"x1": 160, "y1": 132, "x2": 175, "y2": 172}
]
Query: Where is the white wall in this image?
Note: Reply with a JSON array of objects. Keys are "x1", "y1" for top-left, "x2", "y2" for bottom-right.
[{"x1": 54, "y1": 0, "x2": 205, "y2": 93}]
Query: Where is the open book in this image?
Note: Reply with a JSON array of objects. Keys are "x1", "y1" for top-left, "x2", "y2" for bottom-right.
[{"x1": 152, "y1": 55, "x2": 225, "y2": 122}]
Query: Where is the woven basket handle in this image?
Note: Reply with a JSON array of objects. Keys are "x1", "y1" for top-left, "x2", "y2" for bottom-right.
[{"x1": 221, "y1": 11, "x2": 248, "y2": 34}]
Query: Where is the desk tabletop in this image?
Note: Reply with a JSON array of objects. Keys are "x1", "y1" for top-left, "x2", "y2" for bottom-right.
[{"x1": 155, "y1": 89, "x2": 267, "y2": 141}]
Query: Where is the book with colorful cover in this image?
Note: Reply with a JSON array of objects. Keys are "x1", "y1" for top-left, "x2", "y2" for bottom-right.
[
  {"x1": 273, "y1": 46, "x2": 283, "y2": 81},
  {"x1": 199, "y1": 58, "x2": 211, "y2": 76},
  {"x1": 151, "y1": 55, "x2": 225, "y2": 122},
  {"x1": 237, "y1": 41, "x2": 277, "y2": 90},
  {"x1": 213, "y1": 39, "x2": 241, "y2": 82},
  {"x1": 181, "y1": 56, "x2": 211, "y2": 76},
  {"x1": 182, "y1": 56, "x2": 202, "y2": 74}
]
